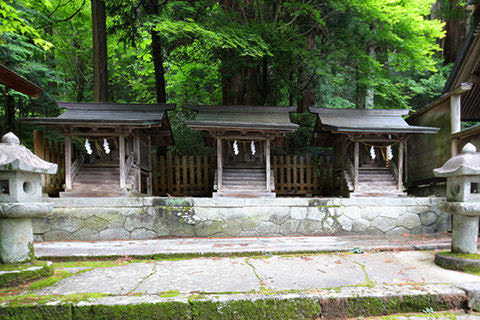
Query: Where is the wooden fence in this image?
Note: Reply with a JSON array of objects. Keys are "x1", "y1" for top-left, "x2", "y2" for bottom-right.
[
  {"x1": 33, "y1": 130, "x2": 65, "y2": 196},
  {"x1": 272, "y1": 155, "x2": 334, "y2": 196},
  {"x1": 152, "y1": 152, "x2": 215, "y2": 196},
  {"x1": 151, "y1": 152, "x2": 335, "y2": 197}
]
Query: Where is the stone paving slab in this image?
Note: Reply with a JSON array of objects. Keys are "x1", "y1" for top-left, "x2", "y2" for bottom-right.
[
  {"x1": 38, "y1": 263, "x2": 155, "y2": 295},
  {"x1": 34, "y1": 233, "x2": 460, "y2": 258},
  {"x1": 135, "y1": 258, "x2": 260, "y2": 294}
]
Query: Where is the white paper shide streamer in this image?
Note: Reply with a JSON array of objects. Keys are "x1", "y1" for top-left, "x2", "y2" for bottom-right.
[
  {"x1": 370, "y1": 146, "x2": 376, "y2": 160},
  {"x1": 85, "y1": 138, "x2": 93, "y2": 155},
  {"x1": 103, "y1": 138, "x2": 111, "y2": 154},
  {"x1": 387, "y1": 145, "x2": 393, "y2": 160},
  {"x1": 233, "y1": 140, "x2": 239, "y2": 155},
  {"x1": 250, "y1": 141, "x2": 255, "y2": 155}
]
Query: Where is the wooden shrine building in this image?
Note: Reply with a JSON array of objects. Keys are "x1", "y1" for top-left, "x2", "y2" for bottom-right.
[
  {"x1": 407, "y1": 3, "x2": 480, "y2": 194},
  {"x1": 22, "y1": 102, "x2": 174, "y2": 197},
  {"x1": 310, "y1": 108, "x2": 438, "y2": 197},
  {"x1": 186, "y1": 105, "x2": 298, "y2": 198}
]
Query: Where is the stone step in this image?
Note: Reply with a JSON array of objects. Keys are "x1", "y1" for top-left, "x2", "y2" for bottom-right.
[{"x1": 60, "y1": 191, "x2": 128, "y2": 197}]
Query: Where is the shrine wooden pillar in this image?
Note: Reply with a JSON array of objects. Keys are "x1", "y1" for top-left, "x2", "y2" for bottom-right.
[
  {"x1": 397, "y1": 140, "x2": 404, "y2": 190},
  {"x1": 266, "y1": 138, "x2": 271, "y2": 192},
  {"x1": 119, "y1": 134, "x2": 126, "y2": 189},
  {"x1": 450, "y1": 94, "x2": 461, "y2": 156},
  {"x1": 64, "y1": 135, "x2": 72, "y2": 190},
  {"x1": 134, "y1": 135, "x2": 141, "y2": 192},
  {"x1": 353, "y1": 141, "x2": 359, "y2": 190},
  {"x1": 217, "y1": 137, "x2": 223, "y2": 191}
]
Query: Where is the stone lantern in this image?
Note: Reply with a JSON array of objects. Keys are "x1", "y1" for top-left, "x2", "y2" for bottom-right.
[
  {"x1": 0, "y1": 132, "x2": 57, "y2": 263},
  {"x1": 433, "y1": 143, "x2": 480, "y2": 254}
]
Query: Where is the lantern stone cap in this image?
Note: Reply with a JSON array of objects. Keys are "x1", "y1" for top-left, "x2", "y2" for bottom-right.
[
  {"x1": 433, "y1": 143, "x2": 480, "y2": 177},
  {"x1": 0, "y1": 132, "x2": 57, "y2": 174}
]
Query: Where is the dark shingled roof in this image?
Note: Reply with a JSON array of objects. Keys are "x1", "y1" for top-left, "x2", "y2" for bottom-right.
[
  {"x1": 310, "y1": 108, "x2": 439, "y2": 134},
  {"x1": 0, "y1": 64, "x2": 43, "y2": 98},
  {"x1": 186, "y1": 105, "x2": 299, "y2": 132},
  {"x1": 22, "y1": 102, "x2": 175, "y2": 127}
]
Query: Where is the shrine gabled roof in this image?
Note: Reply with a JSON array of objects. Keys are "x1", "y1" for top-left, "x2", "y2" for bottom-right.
[
  {"x1": 309, "y1": 107, "x2": 439, "y2": 134},
  {"x1": 186, "y1": 105, "x2": 299, "y2": 132},
  {"x1": 21, "y1": 102, "x2": 176, "y2": 127}
]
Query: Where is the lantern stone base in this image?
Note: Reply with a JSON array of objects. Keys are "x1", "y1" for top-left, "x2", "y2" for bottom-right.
[
  {"x1": 0, "y1": 218, "x2": 34, "y2": 263},
  {"x1": 434, "y1": 251, "x2": 480, "y2": 273},
  {"x1": 452, "y1": 214, "x2": 479, "y2": 254}
]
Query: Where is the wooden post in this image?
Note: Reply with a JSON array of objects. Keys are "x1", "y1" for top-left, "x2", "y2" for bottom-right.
[
  {"x1": 398, "y1": 140, "x2": 404, "y2": 190},
  {"x1": 33, "y1": 130, "x2": 45, "y2": 159},
  {"x1": 217, "y1": 137, "x2": 223, "y2": 191},
  {"x1": 354, "y1": 141, "x2": 359, "y2": 191},
  {"x1": 119, "y1": 134, "x2": 126, "y2": 189},
  {"x1": 64, "y1": 135, "x2": 72, "y2": 190},
  {"x1": 134, "y1": 135, "x2": 141, "y2": 192},
  {"x1": 451, "y1": 94, "x2": 461, "y2": 156},
  {"x1": 266, "y1": 138, "x2": 271, "y2": 192}
]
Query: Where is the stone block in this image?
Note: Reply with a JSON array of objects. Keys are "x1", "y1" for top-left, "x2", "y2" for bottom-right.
[
  {"x1": 42, "y1": 230, "x2": 75, "y2": 241},
  {"x1": 99, "y1": 227, "x2": 130, "y2": 240},
  {"x1": 0, "y1": 218, "x2": 33, "y2": 263},
  {"x1": 72, "y1": 227, "x2": 102, "y2": 241},
  {"x1": 342, "y1": 207, "x2": 361, "y2": 220},
  {"x1": 290, "y1": 207, "x2": 307, "y2": 220},
  {"x1": 370, "y1": 217, "x2": 396, "y2": 233},
  {"x1": 255, "y1": 221, "x2": 279, "y2": 235},
  {"x1": 397, "y1": 213, "x2": 422, "y2": 230},
  {"x1": 297, "y1": 221, "x2": 327, "y2": 235},
  {"x1": 419, "y1": 210, "x2": 438, "y2": 226},
  {"x1": 279, "y1": 220, "x2": 300, "y2": 235},
  {"x1": 307, "y1": 207, "x2": 326, "y2": 221},
  {"x1": 130, "y1": 228, "x2": 158, "y2": 240},
  {"x1": 337, "y1": 215, "x2": 353, "y2": 232},
  {"x1": 352, "y1": 218, "x2": 370, "y2": 233}
]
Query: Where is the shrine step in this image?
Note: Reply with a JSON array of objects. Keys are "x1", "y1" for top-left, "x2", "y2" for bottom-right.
[{"x1": 59, "y1": 190, "x2": 129, "y2": 198}]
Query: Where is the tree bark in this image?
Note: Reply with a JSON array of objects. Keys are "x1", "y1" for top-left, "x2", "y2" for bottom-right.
[
  {"x1": 91, "y1": 0, "x2": 108, "y2": 102},
  {"x1": 146, "y1": 0, "x2": 167, "y2": 104},
  {"x1": 151, "y1": 30, "x2": 167, "y2": 103},
  {"x1": 443, "y1": 0, "x2": 466, "y2": 64},
  {"x1": 5, "y1": 92, "x2": 15, "y2": 133}
]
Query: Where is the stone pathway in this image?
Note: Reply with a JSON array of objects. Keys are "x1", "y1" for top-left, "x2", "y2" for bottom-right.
[{"x1": 34, "y1": 233, "x2": 458, "y2": 258}]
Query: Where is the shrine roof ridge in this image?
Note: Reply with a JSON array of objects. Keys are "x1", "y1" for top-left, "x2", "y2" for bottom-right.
[{"x1": 187, "y1": 104, "x2": 297, "y2": 113}]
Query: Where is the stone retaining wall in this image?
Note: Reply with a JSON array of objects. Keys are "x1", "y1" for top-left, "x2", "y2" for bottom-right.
[{"x1": 33, "y1": 197, "x2": 450, "y2": 241}]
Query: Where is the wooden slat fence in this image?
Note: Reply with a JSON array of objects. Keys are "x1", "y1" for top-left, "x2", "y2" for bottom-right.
[
  {"x1": 272, "y1": 154, "x2": 334, "y2": 196},
  {"x1": 33, "y1": 130, "x2": 65, "y2": 196},
  {"x1": 152, "y1": 152, "x2": 335, "y2": 197},
  {"x1": 152, "y1": 151, "x2": 214, "y2": 196}
]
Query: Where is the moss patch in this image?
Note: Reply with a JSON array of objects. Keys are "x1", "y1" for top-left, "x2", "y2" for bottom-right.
[
  {"x1": 438, "y1": 251, "x2": 480, "y2": 260},
  {"x1": 191, "y1": 297, "x2": 322, "y2": 320},
  {"x1": 0, "y1": 262, "x2": 53, "y2": 288}
]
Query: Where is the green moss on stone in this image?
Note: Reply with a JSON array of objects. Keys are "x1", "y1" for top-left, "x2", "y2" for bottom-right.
[
  {"x1": 0, "y1": 304, "x2": 72, "y2": 320},
  {"x1": 74, "y1": 302, "x2": 191, "y2": 320},
  {"x1": 438, "y1": 251, "x2": 480, "y2": 260},
  {"x1": 0, "y1": 262, "x2": 53, "y2": 288},
  {"x1": 191, "y1": 298, "x2": 321, "y2": 320},
  {"x1": 347, "y1": 296, "x2": 384, "y2": 317}
]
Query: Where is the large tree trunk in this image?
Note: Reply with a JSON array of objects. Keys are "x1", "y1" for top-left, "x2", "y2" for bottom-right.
[
  {"x1": 151, "y1": 30, "x2": 167, "y2": 103},
  {"x1": 296, "y1": 34, "x2": 316, "y2": 113},
  {"x1": 5, "y1": 93, "x2": 15, "y2": 133},
  {"x1": 91, "y1": 0, "x2": 108, "y2": 102},
  {"x1": 145, "y1": 0, "x2": 167, "y2": 104},
  {"x1": 443, "y1": 0, "x2": 466, "y2": 64}
]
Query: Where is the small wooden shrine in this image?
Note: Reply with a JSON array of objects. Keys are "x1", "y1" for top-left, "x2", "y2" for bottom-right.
[
  {"x1": 186, "y1": 105, "x2": 298, "y2": 198},
  {"x1": 310, "y1": 108, "x2": 438, "y2": 197},
  {"x1": 22, "y1": 102, "x2": 174, "y2": 197}
]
